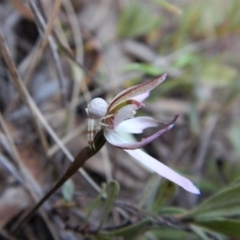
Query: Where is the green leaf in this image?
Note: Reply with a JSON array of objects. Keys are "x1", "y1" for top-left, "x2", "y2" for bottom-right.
[
  {"x1": 96, "y1": 218, "x2": 152, "y2": 238},
  {"x1": 151, "y1": 179, "x2": 176, "y2": 213},
  {"x1": 182, "y1": 182, "x2": 240, "y2": 220},
  {"x1": 152, "y1": 0, "x2": 182, "y2": 15},
  {"x1": 228, "y1": 121, "x2": 240, "y2": 160},
  {"x1": 117, "y1": 2, "x2": 162, "y2": 38},
  {"x1": 61, "y1": 179, "x2": 75, "y2": 202},
  {"x1": 158, "y1": 207, "x2": 186, "y2": 215},
  {"x1": 148, "y1": 227, "x2": 199, "y2": 240},
  {"x1": 94, "y1": 235, "x2": 111, "y2": 240},
  {"x1": 123, "y1": 63, "x2": 164, "y2": 76},
  {"x1": 138, "y1": 174, "x2": 160, "y2": 209},
  {"x1": 86, "y1": 184, "x2": 107, "y2": 219},
  {"x1": 195, "y1": 219, "x2": 240, "y2": 238},
  {"x1": 190, "y1": 225, "x2": 213, "y2": 240},
  {"x1": 173, "y1": 53, "x2": 198, "y2": 68},
  {"x1": 98, "y1": 181, "x2": 120, "y2": 230},
  {"x1": 221, "y1": 77, "x2": 240, "y2": 110},
  {"x1": 200, "y1": 61, "x2": 237, "y2": 88}
]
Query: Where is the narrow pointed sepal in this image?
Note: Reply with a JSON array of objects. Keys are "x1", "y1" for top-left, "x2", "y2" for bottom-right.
[{"x1": 108, "y1": 73, "x2": 167, "y2": 111}]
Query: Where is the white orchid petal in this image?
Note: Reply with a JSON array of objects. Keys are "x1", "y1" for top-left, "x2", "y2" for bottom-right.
[
  {"x1": 113, "y1": 104, "x2": 138, "y2": 130},
  {"x1": 132, "y1": 92, "x2": 150, "y2": 102},
  {"x1": 104, "y1": 129, "x2": 133, "y2": 145},
  {"x1": 125, "y1": 149, "x2": 200, "y2": 194},
  {"x1": 116, "y1": 116, "x2": 158, "y2": 133},
  {"x1": 105, "y1": 124, "x2": 174, "y2": 149},
  {"x1": 104, "y1": 130, "x2": 200, "y2": 194}
]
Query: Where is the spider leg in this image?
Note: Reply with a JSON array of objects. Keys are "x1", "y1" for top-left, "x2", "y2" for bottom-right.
[
  {"x1": 88, "y1": 119, "x2": 95, "y2": 149},
  {"x1": 99, "y1": 122, "x2": 110, "y2": 127},
  {"x1": 91, "y1": 119, "x2": 96, "y2": 150},
  {"x1": 101, "y1": 114, "x2": 114, "y2": 120},
  {"x1": 88, "y1": 115, "x2": 112, "y2": 149},
  {"x1": 100, "y1": 113, "x2": 115, "y2": 129}
]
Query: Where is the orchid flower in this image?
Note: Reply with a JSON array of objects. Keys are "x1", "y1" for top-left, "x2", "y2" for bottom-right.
[{"x1": 86, "y1": 73, "x2": 200, "y2": 194}]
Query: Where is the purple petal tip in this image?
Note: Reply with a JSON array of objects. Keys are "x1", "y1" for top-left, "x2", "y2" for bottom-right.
[{"x1": 162, "y1": 73, "x2": 168, "y2": 79}]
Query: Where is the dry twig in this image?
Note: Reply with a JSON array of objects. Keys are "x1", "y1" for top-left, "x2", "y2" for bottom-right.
[{"x1": 0, "y1": 25, "x2": 101, "y2": 193}]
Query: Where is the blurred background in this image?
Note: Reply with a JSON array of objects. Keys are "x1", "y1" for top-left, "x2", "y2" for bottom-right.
[{"x1": 0, "y1": 0, "x2": 240, "y2": 239}]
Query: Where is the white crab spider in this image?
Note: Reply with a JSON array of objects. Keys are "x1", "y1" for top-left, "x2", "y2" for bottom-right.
[{"x1": 86, "y1": 98, "x2": 110, "y2": 149}]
